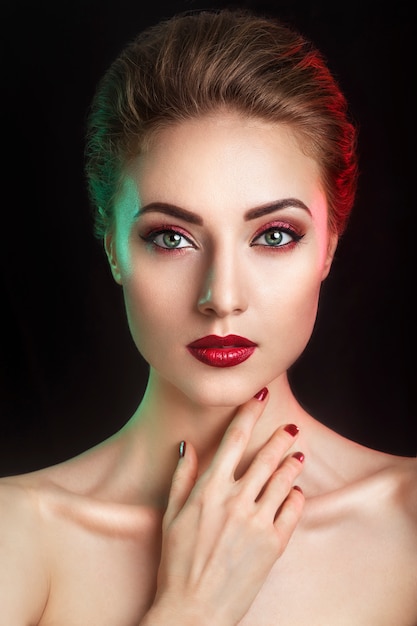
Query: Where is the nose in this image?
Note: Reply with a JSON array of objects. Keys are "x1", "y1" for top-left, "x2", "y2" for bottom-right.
[{"x1": 197, "y1": 251, "x2": 248, "y2": 317}]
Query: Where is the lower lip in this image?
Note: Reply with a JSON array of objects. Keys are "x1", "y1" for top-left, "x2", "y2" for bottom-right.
[{"x1": 187, "y1": 346, "x2": 256, "y2": 367}]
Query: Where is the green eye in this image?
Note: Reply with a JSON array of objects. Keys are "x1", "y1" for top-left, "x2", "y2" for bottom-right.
[
  {"x1": 162, "y1": 232, "x2": 183, "y2": 248},
  {"x1": 141, "y1": 228, "x2": 194, "y2": 250},
  {"x1": 264, "y1": 230, "x2": 284, "y2": 246},
  {"x1": 251, "y1": 225, "x2": 304, "y2": 248}
]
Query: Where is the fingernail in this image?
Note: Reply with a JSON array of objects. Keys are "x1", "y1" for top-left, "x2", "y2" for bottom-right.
[
  {"x1": 179, "y1": 440, "x2": 186, "y2": 458},
  {"x1": 254, "y1": 387, "x2": 268, "y2": 401},
  {"x1": 292, "y1": 451, "x2": 305, "y2": 463},
  {"x1": 284, "y1": 423, "x2": 299, "y2": 436},
  {"x1": 293, "y1": 485, "x2": 303, "y2": 493}
]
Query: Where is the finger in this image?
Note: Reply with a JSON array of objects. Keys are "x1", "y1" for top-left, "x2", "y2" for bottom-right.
[
  {"x1": 259, "y1": 451, "x2": 305, "y2": 519},
  {"x1": 239, "y1": 424, "x2": 300, "y2": 501},
  {"x1": 273, "y1": 484, "x2": 305, "y2": 545},
  {"x1": 163, "y1": 440, "x2": 198, "y2": 529},
  {"x1": 210, "y1": 389, "x2": 269, "y2": 479}
]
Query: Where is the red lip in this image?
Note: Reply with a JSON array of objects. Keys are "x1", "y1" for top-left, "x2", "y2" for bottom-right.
[{"x1": 187, "y1": 335, "x2": 257, "y2": 368}]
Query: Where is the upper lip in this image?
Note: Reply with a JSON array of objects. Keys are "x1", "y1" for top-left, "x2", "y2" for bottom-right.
[{"x1": 187, "y1": 334, "x2": 257, "y2": 348}]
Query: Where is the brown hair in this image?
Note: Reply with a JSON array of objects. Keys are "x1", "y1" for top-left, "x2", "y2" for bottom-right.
[{"x1": 85, "y1": 8, "x2": 358, "y2": 239}]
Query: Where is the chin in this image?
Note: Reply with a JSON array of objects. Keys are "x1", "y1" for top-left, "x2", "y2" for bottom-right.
[{"x1": 180, "y1": 376, "x2": 266, "y2": 409}]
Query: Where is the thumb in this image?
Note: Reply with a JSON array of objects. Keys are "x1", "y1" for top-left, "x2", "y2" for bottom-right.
[{"x1": 163, "y1": 440, "x2": 198, "y2": 528}]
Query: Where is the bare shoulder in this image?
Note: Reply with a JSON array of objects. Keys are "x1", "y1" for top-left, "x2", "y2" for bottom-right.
[
  {"x1": 384, "y1": 454, "x2": 417, "y2": 524},
  {"x1": 0, "y1": 443, "x2": 120, "y2": 624},
  {"x1": 306, "y1": 450, "x2": 417, "y2": 624},
  {"x1": 0, "y1": 473, "x2": 45, "y2": 543},
  {"x1": 362, "y1": 453, "x2": 417, "y2": 572},
  {"x1": 0, "y1": 473, "x2": 50, "y2": 623},
  {"x1": 375, "y1": 455, "x2": 417, "y2": 617}
]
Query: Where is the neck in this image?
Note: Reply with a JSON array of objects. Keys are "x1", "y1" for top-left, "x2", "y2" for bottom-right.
[
  {"x1": 118, "y1": 370, "x2": 310, "y2": 504},
  {"x1": 109, "y1": 371, "x2": 384, "y2": 510},
  {"x1": 112, "y1": 368, "x2": 387, "y2": 511}
]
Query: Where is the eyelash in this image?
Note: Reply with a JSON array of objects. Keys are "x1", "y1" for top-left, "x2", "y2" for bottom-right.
[
  {"x1": 140, "y1": 225, "x2": 196, "y2": 253},
  {"x1": 140, "y1": 222, "x2": 305, "y2": 252},
  {"x1": 250, "y1": 222, "x2": 305, "y2": 250}
]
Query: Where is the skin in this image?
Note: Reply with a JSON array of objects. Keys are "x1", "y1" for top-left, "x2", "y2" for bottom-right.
[{"x1": 0, "y1": 112, "x2": 416, "y2": 626}]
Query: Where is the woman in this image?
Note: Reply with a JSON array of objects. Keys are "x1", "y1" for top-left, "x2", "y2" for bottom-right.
[{"x1": 0, "y1": 8, "x2": 416, "y2": 625}]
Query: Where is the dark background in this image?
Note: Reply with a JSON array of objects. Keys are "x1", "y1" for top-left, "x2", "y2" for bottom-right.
[{"x1": 1, "y1": 0, "x2": 415, "y2": 476}]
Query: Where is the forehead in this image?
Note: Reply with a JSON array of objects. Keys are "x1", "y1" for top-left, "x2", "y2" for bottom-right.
[{"x1": 119, "y1": 112, "x2": 326, "y2": 220}]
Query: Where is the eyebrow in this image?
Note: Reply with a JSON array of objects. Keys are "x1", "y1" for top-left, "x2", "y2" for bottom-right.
[
  {"x1": 135, "y1": 203, "x2": 203, "y2": 225},
  {"x1": 244, "y1": 198, "x2": 311, "y2": 220},
  {"x1": 135, "y1": 198, "x2": 311, "y2": 224}
]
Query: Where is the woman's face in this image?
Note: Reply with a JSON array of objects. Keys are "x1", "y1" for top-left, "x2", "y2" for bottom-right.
[{"x1": 106, "y1": 112, "x2": 337, "y2": 406}]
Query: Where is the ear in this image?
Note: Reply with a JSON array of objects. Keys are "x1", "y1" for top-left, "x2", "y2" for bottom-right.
[
  {"x1": 321, "y1": 231, "x2": 338, "y2": 281},
  {"x1": 104, "y1": 230, "x2": 123, "y2": 285}
]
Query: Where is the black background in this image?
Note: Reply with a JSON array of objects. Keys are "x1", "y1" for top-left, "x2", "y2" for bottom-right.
[{"x1": 1, "y1": 0, "x2": 415, "y2": 476}]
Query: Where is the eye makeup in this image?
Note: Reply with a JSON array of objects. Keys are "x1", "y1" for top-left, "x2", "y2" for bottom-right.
[
  {"x1": 250, "y1": 220, "x2": 305, "y2": 251},
  {"x1": 139, "y1": 224, "x2": 197, "y2": 252},
  {"x1": 137, "y1": 205, "x2": 308, "y2": 256}
]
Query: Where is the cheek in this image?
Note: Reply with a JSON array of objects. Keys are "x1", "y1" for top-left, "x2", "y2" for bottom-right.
[
  {"x1": 289, "y1": 279, "x2": 321, "y2": 342},
  {"x1": 260, "y1": 261, "x2": 323, "y2": 354},
  {"x1": 290, "y1": 263, "x2": 323, "y2": 330},
  {"x1": 120, "y1": 264, "x2": 193, "y2": 355},
  {"x1": 123, "y1": 277, "x2": 168, "y2": 334}
]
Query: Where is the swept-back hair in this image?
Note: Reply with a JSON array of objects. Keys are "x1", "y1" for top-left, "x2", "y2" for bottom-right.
[{"x1": 85, "y1": 9, "x2": 358, "y2": 238}]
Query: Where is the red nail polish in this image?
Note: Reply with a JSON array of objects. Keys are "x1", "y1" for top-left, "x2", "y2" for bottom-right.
[
  {"x1": 293, "y1": 485, "x2": 303, "y2": 493},
  {"x1": 179, "y1": 440, "x2": 186, "y2": 458},
  {"x1": 254, "y1": 387, "x2": 268, "y2": 401},
  {"x1": 292, "y1": 451, "x2": 305, "y2": 463},
  {"x1": 284, "y1": 423, "x2": 299, "y2": 436}
]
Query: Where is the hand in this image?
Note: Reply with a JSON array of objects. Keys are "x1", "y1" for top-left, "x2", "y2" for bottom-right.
[{"x1": 147, "y1": 389, "x2": 304, "y2": 626}]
